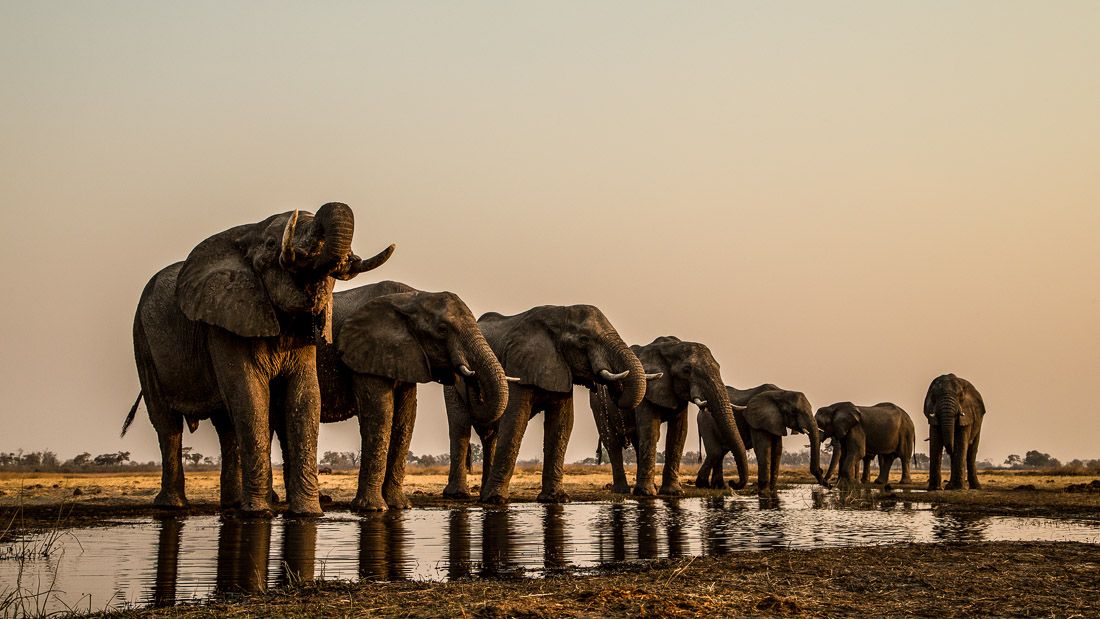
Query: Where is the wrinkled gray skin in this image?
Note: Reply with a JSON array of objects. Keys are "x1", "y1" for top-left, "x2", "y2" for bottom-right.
[
  {"x1": 694, "y1": 383, "x2": 776, "y2": 489},
  {"x1": 447, "y1": 305, "x2": 647, "y2": 505},
  {"x1": 924, "y1": 374, "x2": 986, "y2": 490},
  {"x1": 310, "y1": 281, "x2": 509, "y2": 512},
  {"x1": 697, "y1": 388, "x2": 826, "y2": 495},
  {"x1": 124, "y1": 203, "x2": 395, "y2": 515},
  {"x1": 815, "y1": 402, "x2": 915, "y2": 488},
  {"x1": 594, "y1": 336, "x2": 749, "y2": 497}
]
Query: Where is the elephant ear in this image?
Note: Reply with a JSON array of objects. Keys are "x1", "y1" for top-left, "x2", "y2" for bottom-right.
[
  {"x1": 957, "y1": 380, "x2": 985, "y2": 426},
  {"x1": 636, "y1": 345, "x2": 678, "y2": 409},
  {"x1": 176, "y1": 226, "x2": 279, "y2": 337},
  {"x1": 742, "y1": 396, "x2": 787, "y2": 437},
  {"x1": 834, "y1": 406, "x2": 863, "y2": 438},
  {"x1": 923, "y1": 384, "x2": 935, "y2": 421},
  {"x1": 337, "y1": 296, "x2": 432, "y2": 384},
  {"x1": 499, "y1": 320, "x2": 571, "y2": 393}
]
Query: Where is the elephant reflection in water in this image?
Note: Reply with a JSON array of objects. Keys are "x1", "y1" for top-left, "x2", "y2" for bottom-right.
[
  {"x1": 150, "y1": 517, "x2": 184, "y2": 607},
  {"x1": 358, "y1": 511, "x2": 410, "y2": 581},
  {"x1": 446, "y1": 509, "x2": 474, "y2": 580},
  {"x1": 597, "y1": 503, "x2": 629, "y2": 564},
  {"x1": 636, "y1": 501, "x2": 689, "y2": 561},
  {"x1": 698, "y1": 497, "x2": 749, "y2": 557},
  {"x1": 542, "y1": 504, "x2": 568, "y2": 573},
  {"x1": 479, "y1": 508, "x2": 520, "y2": 577},
  {"x1": 210, "y1": 517, "x2": 318, "y2": 595},
  {"x1": 932, "y1": 512, "x2": 989, "y2": 543}
]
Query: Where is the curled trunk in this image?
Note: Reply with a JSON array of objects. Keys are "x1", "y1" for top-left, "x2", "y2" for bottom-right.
[
  {"x1": 461, "y1": 331, "x2": 510, "y2": 426},
  {"x1": 598, "y1": 339, "x2": 646, "y2": 410},
  {"x1": 314, "y1": 202, "x2": 355, "y2": 270}
]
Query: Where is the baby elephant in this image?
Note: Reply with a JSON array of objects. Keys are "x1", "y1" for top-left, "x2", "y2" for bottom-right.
[{"x1": 815, "y1": 402, "x2": 915, "y2": 487}]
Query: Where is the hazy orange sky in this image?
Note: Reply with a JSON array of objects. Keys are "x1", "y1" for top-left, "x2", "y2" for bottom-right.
[{"x1": 1, "y1": 3, "x2": 1098, "y2": 467}]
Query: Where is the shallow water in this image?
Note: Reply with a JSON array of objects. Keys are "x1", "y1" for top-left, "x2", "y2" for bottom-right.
[{"x1": 2, "y1": 487, "x2": 1097, "y2": 613}]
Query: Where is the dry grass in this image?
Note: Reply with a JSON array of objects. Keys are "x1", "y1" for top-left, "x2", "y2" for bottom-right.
[{"x1": 101, "y1": 541, "x2": 1100, "y2": 618}]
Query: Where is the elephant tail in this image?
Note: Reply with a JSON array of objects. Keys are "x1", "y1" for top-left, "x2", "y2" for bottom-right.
[
  {"x1": 466, "y1": 442, "x2": 473, "y2": 473},
  {"x1": 121, "y1": 391, "x2": 143, "y2": 437}
]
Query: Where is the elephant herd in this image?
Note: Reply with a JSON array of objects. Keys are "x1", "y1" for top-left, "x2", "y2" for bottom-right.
[{"x1": 124, "y1": 204, "x2": 988, "y2": 516}]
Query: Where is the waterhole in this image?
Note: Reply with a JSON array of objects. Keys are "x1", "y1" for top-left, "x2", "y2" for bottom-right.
[{"x1": 2, "y1": 486, "x2": 1097, "y2": 613}]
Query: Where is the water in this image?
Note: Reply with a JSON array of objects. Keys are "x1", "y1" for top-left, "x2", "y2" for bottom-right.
[{"x1": 2, "y1": 487, "x2": 1097, "y2": 613}]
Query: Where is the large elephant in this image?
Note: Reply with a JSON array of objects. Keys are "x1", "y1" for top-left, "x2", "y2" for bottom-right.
[
  {"x1": 445, "y1": 304, "x2": 652, "y2": 504},
  {"x1": 123, "y1": 203, "x2": 394, "y2": 515},
  {"x1": 306, "y1": 280, "x2": 510, "y2": 512},
  {"x1": 697, "y1": 388, "x2": 826, "y2": 495},
  {"x1": 593, "y1": 336, "x2": 749, "y2": 497},
  {"x1": 924, "y1": 374, "x2": 986, "y2": 490},
  {"x1": 815, "y1": 402, "x2": 915, "y2": 487}
]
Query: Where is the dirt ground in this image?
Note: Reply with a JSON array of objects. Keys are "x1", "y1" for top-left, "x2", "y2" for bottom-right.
[
  {"x1": 98, "y1": 541, "x2": 1099, "y2": 618},
  {"x1": 2, "y1": 466, "x2": 1099, "y2": 532}
]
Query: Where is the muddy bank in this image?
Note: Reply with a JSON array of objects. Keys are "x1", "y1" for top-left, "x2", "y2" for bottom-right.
[{"x1": 98, "y1": 541, "x2": 1098, "y2": 618}]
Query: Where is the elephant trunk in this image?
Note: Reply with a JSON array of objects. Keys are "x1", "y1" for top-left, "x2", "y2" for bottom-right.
[
  {"x1": 595, "y1": 338, "x2": 646, "y2": 410},
  {"x1": 801, "y1": 410, "x2": 825, "y2": 485},
  {"x1": 936, "y1": 395, "x2": 959, "y2": 455},
  {"x1": 460, "y1": 330, "x2": 510, "y2": 427},
  {"x1": 702, "y1": 372, "x2": 749, "y2": 490},
  {"x1": 314, "y1": 202, "x2": 356, "y2": 270}
]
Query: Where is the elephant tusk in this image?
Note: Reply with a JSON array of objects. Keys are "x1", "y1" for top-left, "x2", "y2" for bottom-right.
[
  {"x1": 599, "y1": 369, "x2": 630, "y2": 382},
  {"x1": 280, "y1": 209, "x2": 300, "y2": 264},
  {"x1": 692, "y1": 397, "x2": 708, "y2": 408},
  {"x1": 505, "y1": 376, "x2": 521, "y2": 383},
  {"x1": 731, "y1": 403, "x2": 747, "y2": 411},
  {"x1": 348, "y1": 243, "x2": 396, "y2": 275},
  {"x1": 644, "y1": 372, "x2": 664, "y2": 380},
  {"x1": 458, "y1": 365, "x2": 476, "y2": 377}
]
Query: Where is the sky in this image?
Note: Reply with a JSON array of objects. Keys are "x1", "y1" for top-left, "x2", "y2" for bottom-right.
[{"x1": 1, "y1": 2, "x2": 1098, "y2": 468}]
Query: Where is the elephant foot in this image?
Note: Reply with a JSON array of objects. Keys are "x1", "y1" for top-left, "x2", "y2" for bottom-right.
[
  {"x1": 927, "y1": 482, "x2": 941, "y2": 491},
  {"x1": 610, "y1": 483, "x2": 632, "y2": 494},
  {"x1": 383, "y1": 486, "x2": 411, "y2": 510},
  {"x1": 968, "y1": 480, "x2": 982, "y2": 490},
  {"x1": 442, "y1": 486, "x2": 472, "y2": 500},
  {"x1": 479, "y1": 493, "x2": 509, "y2": 506},
  {"x1": 694, "y1": 476, "x2": 710, "y2": 489},
  {"x1": 153, "y1": 491, "x2": 189, "y2": 510},
  {"x1": 944, "y1": 481, "x2": 964, "y2": 491},
  {"x1": 633, "y1": 483, "x2": 658, "y2": 498},
  {"x1": 755, "y1": 487, "x2": 771, "y2": 498},
  {"x1": 659, "y1": 483, "x2": 683, "y2": 497},
  {"x1": 268, "y1": 490, "x2": 281, "y2": 504},
  {"x1": 351, "y1": 494, "x2": 388, "y2": 512},
  {"x1": 899, "y1": 477, "x2": 913, "y2": 485},
  {"x1": 712, "y1": 480, "x2": 729, "y2": 490},
  {"x1": 537, "y1": 489, "x2": 570, "y2": 504}
]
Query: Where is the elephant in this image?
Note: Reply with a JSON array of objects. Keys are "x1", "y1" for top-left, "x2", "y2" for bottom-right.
[
  {"x1": 697, "y1": 388, "x2": 826, "y2": 495},
  {"x1": 445, "y1": 304, "x2": 653, "y2": 505},
  {"x1": 924, "y1": 373, "x2": 986, "y2": 490},
  {"x1": 592, "y1": 336, "x2": 749, "y2": 497},
  {"x1": 693, "y1": 383, "x2": 777, "y2": 489},
  {"x1": 305, "y1": 280, "x2": 510, "y2": 512},
  {"x1": 123, "y1": 203, "x2": 395, "y2": 515},
  {"x1": 815, "y1": 401, "x2": 915, "y2": 487}
]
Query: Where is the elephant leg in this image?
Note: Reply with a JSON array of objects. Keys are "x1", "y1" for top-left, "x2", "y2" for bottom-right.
[
  {"x1": 211, "y1": 412, "x2": 242, "y2": 509},
  {"x1": 753, "y1": 435, "x2": 772, "y2": 496},
  {"x1": 281, "y1": 357, "x2": 323, "y2": 516},
  {"x1": 861, "y1": 455, "x2": 873, "y2": 484},
  {"x1": 480, "y1": 387, "x2": 533, "y2": 505},
  {"x1": 946, "y1": 427, "x2": 967, "y2": 490},
  {"x1": 900, "y1": 444, "x2": 913, "y2": 485},
  {"x1": 152, "y1": 407, "x2": 188, "y2": 509},
  {"x1": 211, "y1": 359, "x2": 273, "y2": 516},
  {"x1": 443, "y1": 387, "x2": 473, "y2": 499},
  {"x1": 659, "y1": 411, "x2": 687, "y2": 496},
  {"x1": 966, "y1": 432, "x2": 982, "y2": 490},
  {"x1": 479, "y1": 429, "x2": 497, "y2": 493},
  {"x1": 382, "y1": 384, "x2": 416, "y2": 509},
  {"x1": 271, "y1": 414, "x2": 289, "y2": 503},
  {"x1": 606, "y1": 437, "x2": 631, "y2": 493},
  {"x1": 928, "y1": 428, "x2": 943, "y2": 490},
  {"x1": 352, "y1": 377, "x2": 392, "y2": 512},
  {"x1": 824, "y1": 442, "x2": 841, "y2": 485},
  {"x1": 538, "y1": 396, "x2": 573, "y2": 503},
  {"x1": 876, "y1": 454, "x2": 896, "y2": 485},
  {"x1": 632, "y1": 404, "x2": 662, "y2": 497},
  {"x1": 711, "y1": 451, "x2": 728, "y2": 490},
  {"x1": 769, "y1": 435, "x2": 782, "y2": 495},
  {"x1": 694, "y1": 451, "x2": 713, "y2": 489}
]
